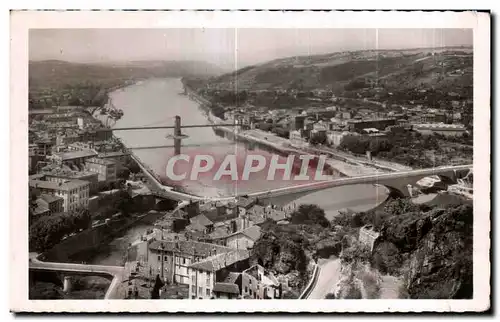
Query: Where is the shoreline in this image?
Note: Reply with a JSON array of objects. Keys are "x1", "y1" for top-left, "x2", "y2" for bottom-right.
[{"x1": 183, "y1": 83, "x2": 392, "y2": 178}]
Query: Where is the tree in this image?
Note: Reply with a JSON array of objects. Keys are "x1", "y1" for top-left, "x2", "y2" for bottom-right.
[
  {"x1": 325, "y1": 293, "x2": 336, "y2": 299},
  {"x1": 339, "y1": 135, "x2": 370, "y2": 155},
  {"x1": 29, "y1": 208, "x2": 91, "y2": 253},
  {"x1": 309, "y1": 133, "x2": 327, "y2": 145},
  {"x1": 290, "y1": 204, "x2": 329, "y2": 228},
  {"x1": 150, "y1": 274, "x2": 165, "y2": 299},
  {"x1": 117, "y1": 166, "x2": 131, "y2": 180}
]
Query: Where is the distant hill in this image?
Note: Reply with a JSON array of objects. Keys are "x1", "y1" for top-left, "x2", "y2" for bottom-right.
[
  {"x1": 29, "y1": 59, "x2": 225, "y2": 89},
  {"x1": 206, "y1": 46, "x2": 473, "y2": 93}
]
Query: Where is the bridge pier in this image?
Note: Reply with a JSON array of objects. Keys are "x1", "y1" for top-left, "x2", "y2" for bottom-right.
[{"x1": 63, "y1": 276, "x2": 72, "y2": 293}]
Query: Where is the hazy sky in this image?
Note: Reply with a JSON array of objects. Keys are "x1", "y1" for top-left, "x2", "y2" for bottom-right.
[{"x1": 30, "y1": 28, "x2": 472, "y2": 69}]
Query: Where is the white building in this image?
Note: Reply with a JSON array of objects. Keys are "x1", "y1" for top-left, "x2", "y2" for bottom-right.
[
  {"x1": 289, "y1": 130, "x2": 307, "y2": 146},
  {"x1": 413, "y1": 123, "x2": 467, "y2": 137},
  {"x1": 327, "y1": 131, "x2": 352, "y2": 147},
  {"x1": 188, "y1": 249, "x2": 250, "y2": 299},
  {"x1": 29, "y1": 179, "x2": 90, "y2": 212},
  {"x1": 86, "y1": 157, "x2": 117, "y2": 181}
]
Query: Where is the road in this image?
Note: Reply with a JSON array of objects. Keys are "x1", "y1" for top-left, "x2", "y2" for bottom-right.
[
  {"x1": 29, "y1": 256, "x2": 125, "y2": 299},
  {"x1": 307, "y1": 258, "x2": 342, "y2": 299}
]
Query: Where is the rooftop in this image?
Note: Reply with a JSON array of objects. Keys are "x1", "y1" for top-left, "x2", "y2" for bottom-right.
[
  {"x1": 54, "y1": 149, "x2": 97, "y2": 161},
  {"x1": 29, "y1": 179, "x2": 90, "y2": 191},
  {"x1": 86, "y1": 157, "x2": 116, "y2": 166},
  {"x1": 347, "y1": 118, "x2": 396, "y2": 124},
  {"x1": 236, "y1": 197, "x2": 257, "y2": 209},
  {"x1": 414, "y1": 123, "x2": 466, "y2": 130},
  {"x1": 189, "y1": 214, "x2": 214, "y2": 228},
  {"x1": 267, "y1": 209, "x2": 287, "y2": 223},
  {"x1": 98, "y1": 151, "x2": 129, "y2": 158},
  {"x1": 39, "y1": 193, "x2": 63, "y2": 204},
  {"x1": 188, "y1": 249, "x2": 250, "y2": 272},
  {"x1": 148, "y1": 240, "x2": 233, "y2": 258},
  {"x1": 44, "y1": 168, "x2": 97, "y2": 179},
  {"x1": 213, "y1": 283, "x2": 240, "y2": 295}
]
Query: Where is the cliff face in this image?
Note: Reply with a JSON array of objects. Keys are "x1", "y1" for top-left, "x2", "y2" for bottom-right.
[
  {"x1": 406, "y1": 205, "x2": 473, "y2": 299},
  {"x1": 373, "y1": 205, "x2": 473, "y2": 299}
]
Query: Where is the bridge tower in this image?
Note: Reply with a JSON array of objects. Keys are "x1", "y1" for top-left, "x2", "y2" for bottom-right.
[
  {"x1": 166, "y1": 115, "x2": 189, "y2": 155},
  {"x1": 174, "y1": 116, "x2": 182, "y2": 155}
]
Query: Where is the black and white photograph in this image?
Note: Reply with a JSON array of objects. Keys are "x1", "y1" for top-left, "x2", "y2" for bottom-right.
[{"x1": 10, "y1": 10, "x2": 490, "y2": 313}]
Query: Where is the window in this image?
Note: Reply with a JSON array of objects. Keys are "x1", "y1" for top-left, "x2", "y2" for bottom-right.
[
  {"x1": 206, "y1": 289, "x2": 210, "y2": 296},
  {"x1": 249, "y1": 289, "x2": 253, "y2": 296},
  {"x1": 164, "y1": 256, "x2": 168, "y2": 261},
  {"x1": 245, "y1": 287, "x2": 248, "y2": 293},
  {"x1": 157, "y1": 256, "x2": 160, "y2": 261},
  {"x1": 249, "y1": 279, "x2": 252, "y2": 285}
]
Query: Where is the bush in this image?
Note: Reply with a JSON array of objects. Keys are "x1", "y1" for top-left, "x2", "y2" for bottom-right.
[
  {"x1": 325, "y1": 293, "x2": 336, "y2": 299},
  {"x1": 344, "y1": 285, "x2": 363, "y2": 299},
  {"x1": 340, "y1": 242, "x2": 371, "y2": 265},
  {"x1": 290, "y1": 204, "x2": 329, "y2": 228}
]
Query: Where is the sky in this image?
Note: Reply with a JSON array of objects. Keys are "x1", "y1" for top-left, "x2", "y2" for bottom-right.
[{"x1": 29, "y1": 28, "x2": 472, "y2": 69}]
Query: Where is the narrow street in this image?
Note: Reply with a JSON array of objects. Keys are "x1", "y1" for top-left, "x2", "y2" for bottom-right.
[{"x1": 307, "y1": 258, "x2": 342, "y2": 299}]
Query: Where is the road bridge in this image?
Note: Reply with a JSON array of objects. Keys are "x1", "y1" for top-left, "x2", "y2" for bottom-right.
[
  {"x1": 107, "y1": 123, "x2": 242, "y2": 131},
  {"x1": 132, "y1": 148, "x2": 471, "y2": 204},
  {"x1": 29, "y1": 258, "x2": 125, "y2": 299},
  {"x1": 246, "y1": 165, "x2": 472, "y2": 200}
]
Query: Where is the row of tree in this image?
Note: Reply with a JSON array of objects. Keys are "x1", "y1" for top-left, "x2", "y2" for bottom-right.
[{"x1": 29, "y1": 209, "x2": 91, "y2": 253}]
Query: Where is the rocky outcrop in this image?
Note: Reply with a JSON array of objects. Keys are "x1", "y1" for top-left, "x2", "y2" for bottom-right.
[
  {"x1": 406, "y1": 205, "x2": 473, "y2": 299},
  {"x1": 372, "y1": 205, "x2": 473, "y2": 299}
]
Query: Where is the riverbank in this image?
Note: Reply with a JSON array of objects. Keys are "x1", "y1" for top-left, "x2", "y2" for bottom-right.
[
  {"x1": 183, "y1": 84, "x2": 398, "y2": 178},
  {"x1": 42, "y1": 211, "x2": 167, "y2": 263}
]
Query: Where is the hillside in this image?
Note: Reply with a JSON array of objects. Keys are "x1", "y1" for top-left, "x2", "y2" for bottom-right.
[
  {"x1": 206, "y1": 47, "x2": 472, "y2": 93},
  {"x1": 29, "y1": 60, "x2": 224, "y2": 90}
]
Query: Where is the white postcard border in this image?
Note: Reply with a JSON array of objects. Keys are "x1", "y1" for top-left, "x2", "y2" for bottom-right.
[{"x1": 10, "y1": 10, "x2": 490, "y2": 312}]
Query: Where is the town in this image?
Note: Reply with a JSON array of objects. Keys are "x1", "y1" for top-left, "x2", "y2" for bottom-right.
[{"x1": 28, "y1": 41, "x2": 474, "y2": 301}]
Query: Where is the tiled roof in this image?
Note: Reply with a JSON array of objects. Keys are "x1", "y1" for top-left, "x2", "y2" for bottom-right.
[
  {"x1": 222, "y1": 272, "x2": 241, "y2": 284},
  {"x1": 185, "y1": 222, "x2": 206, "y2": 232},
  {"x1": 188, "y1": 249, "x2": 250, "y2": 272},
  {"x1": 207, "y1": 226, "x2": 231, "y2": 240},
  {"x1": 236, "y1": 197, "x2": 256, "y2": 209},
  {"x1": 33, "y1": 199, "x2": 50, "y2": 215},
  {"x1": 215, "y1": 225, "x2": 261, "y2": 242},
  {"x1": 240, "y1": 225, "x2": 261, "y2": 241},
  {"x1": 39, "y1": 193, "x2": 63, "y2": 204},
  {"x1": 267, "y1": 210, "x2": 287, "y2": 222},
  {"x1": 148, "y1": 240, "x2": 232, "y2": 258},
  {"x1": 213, "y1": 283, "x2": 240, "y2": 295},
  {"x1": 190, "y1": 214, "x2": 213, "y2": 227},
  {"x1": 247, "y1": 205, "x2": 266, "y2": 225}
]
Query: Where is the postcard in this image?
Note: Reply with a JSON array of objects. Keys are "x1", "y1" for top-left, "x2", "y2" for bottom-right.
[{"x1": 10, "y1": 10, "x2": 490, "y2": 312}]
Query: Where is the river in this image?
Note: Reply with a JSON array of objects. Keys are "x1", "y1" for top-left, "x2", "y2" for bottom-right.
[{"x1": 88, "y1": 78, "x2": 389, "y2": 266}]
